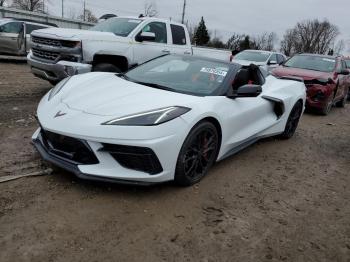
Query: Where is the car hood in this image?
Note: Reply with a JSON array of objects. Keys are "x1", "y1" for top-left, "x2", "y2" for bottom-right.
[
  {"x1": 232, "y1": 59, "x2": 266, "y2": 66},
  {"x1": 59, "y1": 73, "x2": 201, "y2": 117},
  {"x1": 32, "y1": 28, "x2": 125, "y2": 41},
  {"x1": 272, "y1": 66, "x2": 332, "y2": 80}
]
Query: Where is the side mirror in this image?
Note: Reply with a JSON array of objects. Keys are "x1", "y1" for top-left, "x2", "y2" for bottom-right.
[
  {"x1": 339, "y1": 69, "x2": 350, "y2": 75},
  {"x1": 136, "y1": 31, "x2": 156, "y2": 42},
  {"x1": 268, "y1": 60, "x2": 277, "y2": 65},
  {"x1": 230, "y1": 84, "x2": 262, "y2": 98}
]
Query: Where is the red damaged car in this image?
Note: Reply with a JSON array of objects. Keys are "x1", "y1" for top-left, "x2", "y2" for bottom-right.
[{"x1": 272, "y1": 54, "x2": 349, "y2": 115}]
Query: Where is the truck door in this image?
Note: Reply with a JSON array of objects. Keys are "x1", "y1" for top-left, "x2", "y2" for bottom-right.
[
  {"x1": 0, "y1": 21, "x2": 23, "y2": 55},
  {"x1": 133, "y1": 21, "x2": 169, "y2": 64},
  {"x1": 167, "y1": 24, "x2": 192, "y2": 56}
]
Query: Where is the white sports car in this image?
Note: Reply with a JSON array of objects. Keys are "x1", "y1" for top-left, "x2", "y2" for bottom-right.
[{"x1": 32, "y1": 55, "x2": 306, "y2": 186}]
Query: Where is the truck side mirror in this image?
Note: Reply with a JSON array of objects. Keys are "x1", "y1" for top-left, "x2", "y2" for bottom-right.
[{"x1": 136, "y1": 32, "x2": 156, "y2": 42}]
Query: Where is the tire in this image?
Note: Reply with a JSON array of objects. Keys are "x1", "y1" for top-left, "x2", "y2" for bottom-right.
[
  {"x1": 279, "y1": 101, "x2": 303, "y2": 140},
  {"x1": 174, "y1": 121, "x2": 219, "y2": 186},
  {"x1": 335, "y1": 88, "x2": 348, "y2": 108},
  {"x1": 92, "y1": 63, "x2": 121, "y2": 73},
  {"x1": 49, "y1": 80, "x2": 59, "y2": 86},
  {"x1": 319, "y1": 92, "x2": 334, "y2": 115}
]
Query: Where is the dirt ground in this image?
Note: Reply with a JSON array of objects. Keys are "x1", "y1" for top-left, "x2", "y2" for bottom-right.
[{"x1": 0, "y1": 62, "x2": 349, "y2": 262}]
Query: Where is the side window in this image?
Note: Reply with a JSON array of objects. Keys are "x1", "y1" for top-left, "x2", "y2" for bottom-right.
[
  {"x1": 341, "y1": 60, "x2": 347, "y2": 70},
  {"x1": 269, "y1": 54, "x2": 277, "y2": 63},
  {"x1": 26, "y1": 24, "x2": 47, "y2": 34},
  {"x1": 1, "y1": 22, "x2": 23, "y2": 34},
  {"x1": 277, "y1": 54, "x2": 285, "y2": 64},
  {"x1": 141, "y1": 22, "x2": 167, "y2": 43},
  {"x1": 171, "y1": 24, "x2": 186, "y2": 45}
]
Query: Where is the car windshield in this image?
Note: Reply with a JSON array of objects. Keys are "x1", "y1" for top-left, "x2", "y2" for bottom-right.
[
  {"x1": 284, "y1": 55, "x2": 336, "y2": 72},
  {"x1": 125, "y1": 55, "x2": 230, "y2": 96},
  {"x1": 234, "y1": 51, "x2": 271, "y2": 62},
  {"x1": 89, "y1": 18, "x2": 141, "y2": 36}
]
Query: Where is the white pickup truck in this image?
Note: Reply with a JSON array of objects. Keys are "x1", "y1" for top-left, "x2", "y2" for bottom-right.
[{"x1": 27, "y1": 16, "x2": 231, "y2": 84}]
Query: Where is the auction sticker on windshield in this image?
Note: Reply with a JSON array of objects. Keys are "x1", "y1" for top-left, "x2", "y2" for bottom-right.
[{"x1": 200, "y1": 67, "x2": 228, "y2": 77}]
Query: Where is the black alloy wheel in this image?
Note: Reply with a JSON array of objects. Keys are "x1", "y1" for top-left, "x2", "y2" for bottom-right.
[
  {"x1": 175, "y1": 122, "x2": 219, "y2": 186},
  {"x1": 280, "y1": 101, "x2": 303, "y2": 139}
]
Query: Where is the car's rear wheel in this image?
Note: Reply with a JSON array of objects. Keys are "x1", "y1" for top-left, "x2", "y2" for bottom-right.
[
  {"x1": 174, "y1": 121, "x2": 219, "y2": 186},
  {"x1": 335, "y1": 88, "x2": 348, "y2": 108},
  {"x1": 279, "y1": 101, "x2": 303, "y2": 140},
  {"x1": 320, "y1": 92, "x2": 334, "y2": 115},
  {"x1": 92, "y1": 63, "x2": 121, "y2": 73}
]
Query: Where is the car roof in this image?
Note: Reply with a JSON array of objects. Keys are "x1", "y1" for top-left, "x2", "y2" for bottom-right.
[
  {"x1": 296, "y1": 53, "x2": 338, "y2": 59},
  {"x1": 111, "y1": 16, "x2": 186, "y2": 27},
  {"x1": 2, "y1": 17, "x2": 57, "y2": 27}
]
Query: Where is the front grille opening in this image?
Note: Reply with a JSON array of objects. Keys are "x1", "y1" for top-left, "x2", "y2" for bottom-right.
[
  {"x1": 41, "y1": 130, "x2": 99, "y2": 165},
  {"x1": 101, "y1": 144, "x2": 163, "y2": 175},
  {"x1": 32, "y1": 48, "x2": 59, "y2": 61}
]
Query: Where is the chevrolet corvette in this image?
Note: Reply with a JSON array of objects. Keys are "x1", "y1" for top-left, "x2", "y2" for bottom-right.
[{"x1": 32, "y1": 55, "x2": 306, "y2": 186}]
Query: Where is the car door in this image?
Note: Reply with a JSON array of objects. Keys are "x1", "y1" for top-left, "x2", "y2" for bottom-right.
[
  {"x1": 167, "y1": 24, "x2": 192, "y2": 55},
  {"x1": 220, "y1": 72, "x2": 278, "y2": 155},
  {"x1": 133, "y1": 21, "x2": 170, "y2": 64},
  {"x1": 336, "y1": 60, "x2": 348, "y2": 100},
  {"x1": 25, "y1": 23, "x2": 48, "y2": 53},
  {"x1": 0, "y1": 21, "x2": 23, "y2": 55}
]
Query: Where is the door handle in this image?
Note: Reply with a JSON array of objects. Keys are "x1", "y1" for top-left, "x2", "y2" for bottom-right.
[
  {"x1": 162, "y1": 49, "x2": 170, "y2": 53},
  {"x1": 184, "y1": 51, "x2": 191, "y2": 55}
]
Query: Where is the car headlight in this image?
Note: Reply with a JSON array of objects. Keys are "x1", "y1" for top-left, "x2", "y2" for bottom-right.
[
  {"x1": 48, "y1": 77, "x2": 71, "y2": 101},
  {"x1": 103, "y1": 106, "x2": 191, "y2": 126}
]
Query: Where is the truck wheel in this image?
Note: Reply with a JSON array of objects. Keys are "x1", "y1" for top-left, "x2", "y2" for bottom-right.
[{"x1": 92, "y1": 63, "x2": 121, "y2": 73}]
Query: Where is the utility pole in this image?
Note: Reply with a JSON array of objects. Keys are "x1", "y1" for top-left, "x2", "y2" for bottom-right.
[
  {"x1": 61, "y1": 0, "x2": 64, "y2": 17},
  {"x1": 181, "y1": 0, "x2": 186, "y2": 24},
  {"x1": 83, "y1": 0, "x2": 86, "y2": 21}
]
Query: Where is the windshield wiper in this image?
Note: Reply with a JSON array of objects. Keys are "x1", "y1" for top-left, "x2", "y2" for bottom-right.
[
  {"x1": 115, "y1": 73, "x2": 130, "y2": 80},
  {"x1": 133, "y1": 81, "x2": 174, "y2": 91}
]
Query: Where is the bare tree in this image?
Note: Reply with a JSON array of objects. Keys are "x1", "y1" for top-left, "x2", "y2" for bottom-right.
[
  {"x1": 226, "y1": 33, "x2": 245, "y2": 53},
  {"x1": 0, "y1": 0, "x2": 7, "y2": 7},
  {"x1": 334, "y1": 39, "x2": 345, "y2": 55},
  {"x1": 280, "y1": 19, "x2": 339, "y2": 56},
  {"x1": 11, "y1": 0, "x2": 44, "y2": 12},
  {"x1": 144, "y1": 1, "x2": 158, "y2": 17},
  {"x1": 78, "y1": 9, "x2": 98, "y2": 23},
  {"x1": 253, "y1": 32, "x2": 277, "y2": 51}
]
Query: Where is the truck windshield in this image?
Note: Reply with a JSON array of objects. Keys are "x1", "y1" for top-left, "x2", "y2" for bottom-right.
[
  {"x1": 234, "y1": 51, "x2": 271, "y2": 62},
  {"x1": 284, "y1": 55, "x2": 336, "y2": 72},
  {"x1": 125, "y1": 55, "x2": 231, "y2": 96},
  {"x1": 90, "y1": 18, "x2": 141, "y2": 36}
]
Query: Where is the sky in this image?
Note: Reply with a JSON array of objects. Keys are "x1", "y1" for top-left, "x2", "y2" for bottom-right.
[{"x1": 46, "y1": 0, "x2": 350, "y2": 52}]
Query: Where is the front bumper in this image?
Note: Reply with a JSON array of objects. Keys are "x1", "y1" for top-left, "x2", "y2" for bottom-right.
[
  {"x1": 305, "y1": 84, "x2": 334, "y2": 110},
  {"x1": 32, "y1": 124, "x2": 184, "y2": 185},
  {"x1": 27, "y1": 52, "x2": 91, "y2": 82}
]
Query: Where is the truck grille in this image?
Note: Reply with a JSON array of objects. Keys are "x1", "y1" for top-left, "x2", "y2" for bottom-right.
[
  {"x1": 32, "y1": 48, "x2": 59, "y2": 61},
  {"x1": 32, "y1": 36, "x2": 62, "y2": 47}
]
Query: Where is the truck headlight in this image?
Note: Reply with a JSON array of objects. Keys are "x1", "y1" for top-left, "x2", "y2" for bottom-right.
[
  {"x1": 48, "y1": 77, "x2": 71, "y2": 101},
  {"x1": 102, "y1": 106, "x2": 191, "y2": 126}
]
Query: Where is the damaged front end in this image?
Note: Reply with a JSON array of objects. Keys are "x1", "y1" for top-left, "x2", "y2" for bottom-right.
[{"x1": 304, "y1": 78, "x2": 335, "y2": 108}]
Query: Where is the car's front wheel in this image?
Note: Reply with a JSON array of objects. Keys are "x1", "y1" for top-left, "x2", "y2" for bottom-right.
[
  {"x1": 279, "y1": 101, "x2": 303, "y2": 139},
  {"x1": 174, "y1": 121, "x2": 219, "y2": 186}
]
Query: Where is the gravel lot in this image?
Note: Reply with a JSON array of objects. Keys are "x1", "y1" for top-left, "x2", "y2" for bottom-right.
[{"x1": 0, "y1": 62, "x2": 349, "y2": 262}]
